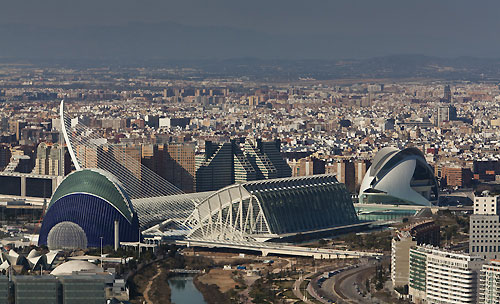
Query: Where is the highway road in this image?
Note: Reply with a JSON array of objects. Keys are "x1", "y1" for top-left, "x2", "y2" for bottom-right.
[
  {"x1": 333, "y1": 265, "x2": 373, "y2": 303},
  {"x1": 329, "y1": 259, "x2": 382, "y2": 304}
]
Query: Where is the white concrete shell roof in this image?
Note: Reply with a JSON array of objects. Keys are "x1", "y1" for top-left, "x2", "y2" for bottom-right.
[
  {"x1": 359, "y1": 147, "x2": 438, "y2": 206},
  {"x1": 51, "y1": 260, "x2": 103, "y2": 276}
]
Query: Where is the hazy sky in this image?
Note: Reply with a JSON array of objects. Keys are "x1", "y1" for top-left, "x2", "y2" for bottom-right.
[{"x1": 2, "y1": 0, "x2": 500, "y2": 60}]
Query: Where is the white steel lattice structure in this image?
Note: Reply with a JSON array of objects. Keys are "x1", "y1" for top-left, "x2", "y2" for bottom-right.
[
  {"x1": 183, "y1": 174, "x2": 359, "y2": 242},
  {"x1": 184, "y1": 184, "x2": 273, "y2": 242},
  {"x1": 59, "y1": 100, "x2": 198, "y2": 229},
  {"x1": 58, "y1": 100, "x2": 359, "y2": 243}
]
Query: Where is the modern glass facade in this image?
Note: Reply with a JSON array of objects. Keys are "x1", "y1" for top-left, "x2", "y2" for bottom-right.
[
  {"x1": 195, "y1": 139, "x2": 292, "y2": 192},
  {"x1": 245, "y1": 175, "x2": 358, "y2": 235},
  {"x1": 356, "y1": 206, "x2": 418, "y2": 221},
  {"x1": 60, "y1": 277, "x2": 106, "y2": 304},
  {"x1": 195, "y1": 142, "x2": 234, "y2": 192},
  {"x1": 186, "y1": 174, "x2": 359, "y2": 241},
  {"x1": 26, "y1": 177, "x2": 53, "y2": 198},
  {"x1": 409, "y1": 248, "x2": 427, "y2": 293},
  {"x1": 0, "y1": 176, "x2": 21, "y2": 196},
  {"x1": 39, "y1": 169, "x2": 140, "y2": 248},
  {"x1": 39, "y1": 193, "x2": 140, "y2": 248},
  {"x1": 13, "y1": 276, "x2": 59, "y2": 304}
]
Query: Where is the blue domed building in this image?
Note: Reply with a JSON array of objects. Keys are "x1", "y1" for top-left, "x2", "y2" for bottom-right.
[{"x1": 38, "y1": 169, "x2": 140, "y2": 248}]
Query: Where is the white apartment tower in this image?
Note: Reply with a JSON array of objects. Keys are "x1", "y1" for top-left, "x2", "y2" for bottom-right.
[
  {"x1": 426, "y1": 248, "x2": 483, "y2": 304},
  {"x1": 409, "y1": 245, "x2": 484, "y2": 304},
  {"x1": 480, "y1": 260, "x2": 500, "y2": 304},
  {"x1": 470, "y1": 194, "x2": 500, "y2": 260}
]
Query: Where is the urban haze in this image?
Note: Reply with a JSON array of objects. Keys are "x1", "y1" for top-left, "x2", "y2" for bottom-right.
[{"x1": 0, "y1": 1, "x2": 499, "y2": 304}]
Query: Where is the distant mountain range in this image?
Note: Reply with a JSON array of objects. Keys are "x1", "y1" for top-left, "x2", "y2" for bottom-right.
[
  {"x1": 1, "y1": 22, "x2": 500, "y2": 81},
  {"x1": 183, "y1": 55, "x2": 500, "y2": 81}
]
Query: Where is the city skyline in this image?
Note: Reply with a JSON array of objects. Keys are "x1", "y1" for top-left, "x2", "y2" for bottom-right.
[{"x1": 2, "y1": 2, "x2": 500, "y2": 303}]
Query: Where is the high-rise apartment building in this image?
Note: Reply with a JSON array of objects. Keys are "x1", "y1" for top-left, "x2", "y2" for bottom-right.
[
  {"x1": 335, "y1": 161, "x2": 355, "y2": 193},
  {"x1": 355, "y1": 160, "x2": 370, "y2": 190},
  {"x1": 441, "y1": 166, "x2": 473, "y2": 188},
  {"x1": 436, "y1": 105, "x2": 457, "y2": 126},
  {"x1": 480, "y1": 260, "x2": 500, "y2": 304},
  {"x1": 32, "y1": 142, "x2": 70, "y2": 176},
  {"x1": 195, "y1": 139, "x2": 291, "y2": 192},
  {"x1": 74, "y1": 143, "x2": 142, "y2": 182},
  {"x1": 470, "y1": 194, "x2": 500, "y2": 260},
  {"x1": 409, "y1": 245, "x2": 483, "y2": 304},
  {"x1": 443, "y1": 85, "x2": 452, "y2": 102},
  {"x1": 16, "y1": 121, "x2": 27, "y2": 142},
  {"x1": 141, "y1": 143, "x2": 197, "y2": 193},
  {"x1": 164, "y1": 143, "x2": 196, "y2": 193},
  {"x1": 110, "y1": 144, "x2": 142, "y2": 180},
  {"x1": 0, "y1": 145, "x2": 11, "y2": 171},
  {"x1": 290, "y1": 157, "x2": 325, "y2": 177},
  {"x1": 409, "y1": 246, "x2": 428, "y2": 303},
  {"x1": 326, "y1": 159, "x2": 369, "y2": 193}
]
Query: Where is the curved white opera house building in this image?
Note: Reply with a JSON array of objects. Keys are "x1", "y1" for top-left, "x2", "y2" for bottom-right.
[{"x1": 359, "y1": 147, "x2": 438, "y2": 206}]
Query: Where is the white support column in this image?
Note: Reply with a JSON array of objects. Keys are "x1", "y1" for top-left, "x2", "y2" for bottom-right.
[
  {"x1": 20, "y1": 176, "x2": 26, "y2": 197},
  {"x1": 114, "y1": 220, "x2": 120, "y2": 251}
]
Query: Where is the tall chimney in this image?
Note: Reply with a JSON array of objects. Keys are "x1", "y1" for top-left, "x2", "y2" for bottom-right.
[{"x1": 114, "y1": 220, "x2": 119, "y2": 251}]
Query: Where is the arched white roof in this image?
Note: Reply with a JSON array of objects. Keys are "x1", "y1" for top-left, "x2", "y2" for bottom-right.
[
  {"x1": 369, "y1": 147, "x2": 399, "y2": 175},
  {"x1": 360, "y1": 147, "x2": 438, "y2": 206},
  {"x1": 51, "y1": 260, "x2": 102, "y2": 276}
]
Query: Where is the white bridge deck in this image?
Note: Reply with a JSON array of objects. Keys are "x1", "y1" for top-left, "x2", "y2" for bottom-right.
[{"x1": 176, "y1": 239, "x2": 382, "y2": 260}]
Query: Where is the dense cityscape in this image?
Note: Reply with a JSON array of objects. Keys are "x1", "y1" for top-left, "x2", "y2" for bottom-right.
[
  {"x1": 4, "y1": 1, "x2": 500, "y2": 304},
  {"x1": 0, "y1": 62, "x2": 497, "y2": 303}
]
